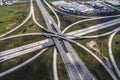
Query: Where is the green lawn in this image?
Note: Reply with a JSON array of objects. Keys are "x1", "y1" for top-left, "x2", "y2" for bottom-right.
[{"x1": 0, "y1": 3, "x2": 29, "y2": 35}]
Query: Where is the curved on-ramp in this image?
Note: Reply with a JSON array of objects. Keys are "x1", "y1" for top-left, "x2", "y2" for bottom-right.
[
  {"x1": 43, "y1": 0, "x2": 60, "y2": 28},
  {"x1": 53, "y1": 48, "x2": 58, "y2": 80},
  {"x1": 108, "y1": 29, "x2": 120, "y2": 78}
]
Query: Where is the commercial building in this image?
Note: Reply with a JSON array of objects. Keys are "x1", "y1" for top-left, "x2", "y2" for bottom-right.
[
  {"x1": 51, "y1": 0, "x2": 120, "y2": 15},
  {"x1": 52, "y1": 1, "x2": 94, "y2": 14},
  {"x1": 0, "y1": 0, "x2": 18, "y2": 6}
]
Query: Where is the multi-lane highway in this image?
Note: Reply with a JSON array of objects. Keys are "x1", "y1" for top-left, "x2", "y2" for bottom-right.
[
  {"x1": 62, "y1": 15, "x2": 120, "y2": 33},
  {"x1": 36, "y1": 0, "x2": 96, "y2": 80},
  {"x1": 44, "y1": 0, "x2": 95, "y2": 79},
  {"x1": 67, "y1": 27, "x2": 120, "y2": 39},
  {"x1": 66, "y1": 17, "x2": 120, "y2": 38},
  {"x1": 36, "y1": 0, "x2": 85, "y2": 80},
  {"x1": 0, "y1": 39, "x2": 53, "y2": 62}
]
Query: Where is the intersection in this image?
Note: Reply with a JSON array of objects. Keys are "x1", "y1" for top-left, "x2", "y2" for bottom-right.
[{"x1": 0, "y1": 0, "x2": 120, "y2": 80}]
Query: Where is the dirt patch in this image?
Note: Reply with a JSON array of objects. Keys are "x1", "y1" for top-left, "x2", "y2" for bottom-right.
[
  {"x1": 86, "y1": 40, "x2": 100, "y2": 54},
  {"x1": 6, "y1": 23, "x2": 16, "y2": 31}
]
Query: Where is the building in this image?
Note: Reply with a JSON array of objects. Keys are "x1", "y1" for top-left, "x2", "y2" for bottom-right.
[
  {"x1": 0, "y1": 0, "x2": 18, "y2": 5},
  {"x1": 52, "y1": 1, "x2": 94, "y2": 14},
  {"x1": 51, "y1": 0, "x2": 117, "y2": 15}
]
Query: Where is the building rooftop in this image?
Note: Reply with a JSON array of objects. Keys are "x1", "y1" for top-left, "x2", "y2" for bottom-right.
[{"x1": 51, "y1": 0, "x2": 117, "y2": 14}]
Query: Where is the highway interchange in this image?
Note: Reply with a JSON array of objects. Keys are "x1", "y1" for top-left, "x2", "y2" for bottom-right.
[{"x1": 0, "y1": 0, "x2": 120, "y2": 80}]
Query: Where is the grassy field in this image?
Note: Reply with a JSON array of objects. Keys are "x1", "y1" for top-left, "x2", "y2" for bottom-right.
[
  {"x1": 0, "y1": 3, "x2": 29, "y2": 35},
  {"x1": 8, "y1": 19, "x2": 45, "y2": 35},
  {"x1": 17, "y1": 19, "x2": 43, "y2": 33}
]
